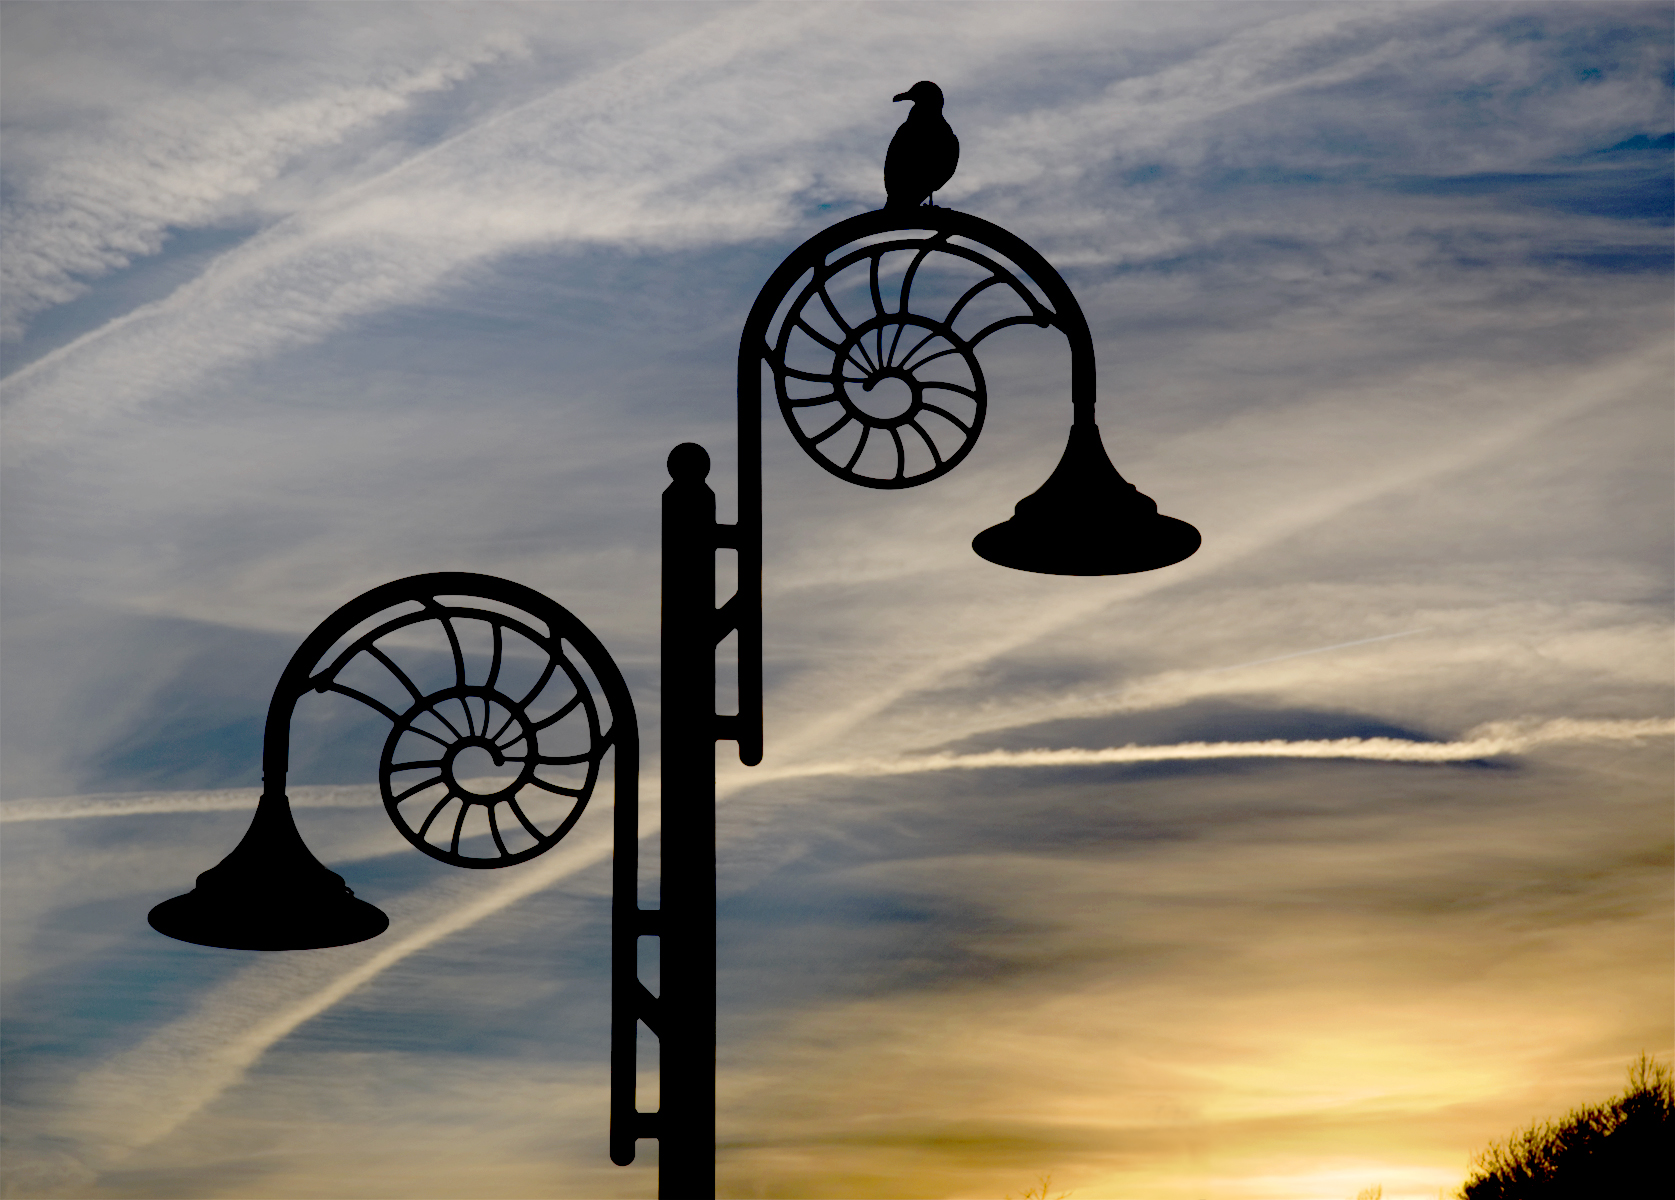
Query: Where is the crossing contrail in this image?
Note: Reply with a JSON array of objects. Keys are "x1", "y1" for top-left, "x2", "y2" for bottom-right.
[
  {"x1": 10, "y1": 716, "x2": 1667, "y2": 824},
  {"x1": 723, "y1": 717, "x2": 1675, "y2": 788}
]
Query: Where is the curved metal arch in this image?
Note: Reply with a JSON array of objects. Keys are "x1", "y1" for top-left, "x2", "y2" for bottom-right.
[
  {"x1": 262, "y1": 572, "x2": 636, "y2": 869},
  {"x1": 742, "y1": 209, "x2": 1098, "y2": 445}
]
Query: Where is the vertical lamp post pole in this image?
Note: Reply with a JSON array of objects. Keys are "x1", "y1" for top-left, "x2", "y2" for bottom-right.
[{"x1": 651, "y1": 443, "x2": 726, "y2": 1195}]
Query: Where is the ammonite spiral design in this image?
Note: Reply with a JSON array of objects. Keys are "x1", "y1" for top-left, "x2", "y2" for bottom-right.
[
  {"x1": 308, "y1": 590, "x2": 613, "y2": 868},
  {"x1": 768, "y1": 231, "x2": 1054, "y2": 489}
]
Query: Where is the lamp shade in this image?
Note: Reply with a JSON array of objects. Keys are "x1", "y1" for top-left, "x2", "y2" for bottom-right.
[
  {"x1": 148, "y1": 792, "x2": 388, "y2": 951},
  {"x1": 973, "y1": 422, "x2": 1200, "y2": 576}
]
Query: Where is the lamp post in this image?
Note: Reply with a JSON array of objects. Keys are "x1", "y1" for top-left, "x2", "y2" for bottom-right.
[{"x1": 148, "y1": 201, "x2": 1198, "y2": 1199}]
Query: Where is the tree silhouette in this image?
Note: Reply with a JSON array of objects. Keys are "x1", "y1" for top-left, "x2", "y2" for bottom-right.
[
  {"x1": 1005, "y1": 1170, "x2": 1072, "y2": 1200},
  {"x1": 1458, "y1": 1055, "x2": 1672, "y2": 1198}
]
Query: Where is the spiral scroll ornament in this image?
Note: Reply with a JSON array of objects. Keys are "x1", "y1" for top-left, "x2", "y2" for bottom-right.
[
  {"x1": 303, "y1": 580, "x2": 621, "y2": 868},
  {"x1": 768, "y1": 230, "x2": 1055, "y2": 489}
]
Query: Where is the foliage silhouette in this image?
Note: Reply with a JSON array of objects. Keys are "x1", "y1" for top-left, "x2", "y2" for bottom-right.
[
  {"x1": 1005, "y1": 1171, "x2": 1073, "y2": 1200},
  {"x1": 1458, "y1": 1055, "x2": 1672, "y2": 1198}
]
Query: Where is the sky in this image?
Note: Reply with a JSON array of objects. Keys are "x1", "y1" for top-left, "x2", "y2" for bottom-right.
[{"x1": 1, "y1": 2, "x2": 1670, "y2": 1198}]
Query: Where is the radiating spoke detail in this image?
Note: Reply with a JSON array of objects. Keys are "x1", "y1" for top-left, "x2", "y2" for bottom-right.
[
  {"x1": 449, "y1": 804, "x2": 469, "y2": 856},
  {"x1": 426, "y1": 704, "x2": 465, "y2": 742},
  {"x1": 487, "y1": 806, "x2": 509, "y2": 858},
  {"x1": 969, "y1": 314, "x2": 1049, "y2": 347},
  {"x1": 421, "y1": 602, "x2": 468, "y2": 693},
  {"x1": 416, "y1": 794, "x2": 452, "y2": 839},
  {"x1": 889, "y1": 428, "x2": 906, "y2": 481},
  {"x1": 795, "y1": 318, "x2": 843, "y2": 354},
  {"x1": 920, "y1": 402, "x2": 971, "y2": 433},
  {"x1": 454, "y1": 695, "x2": 477, "y2": 739},
  {"x1": 507, "y1": 798, "x2": 545, "y2": 841},
  {"x1": 528, "y1": 691, "x2": 584, "y2": 732},
  {"x1": 817, "y1": 286, "x2": 853, "y2": 337},
  {"x1": 786, "y1": 391, "x2": 842, "y2": 409},
  {"x1": 807, "y1": 413, "x2": 852, "y2": 445},
  {"x1": 899, "y1": 340, "x2": 957, "y2": 373},
  {"x1": 909, "y1": 420, "x2": 944, "y2": 466},
  {"x1": 487, "y1": 708, "x2": 516, "y2": 745},
  {"x1": 527, "y1": 776, "x2": 585, "y2": 798},
  {"x1": 484, "y1": 623, "x2": 503, "y2": 693},
  {"x1": 368, "y1": 646, "x2": 425, "y2": 705},
  {"x1": 488, "y1": 708, "x2": 520, "y2": 745},
  {"x1": 896, "y1": 234, "x2": 947, "y2": 317},
  {"x1": 323, "y1": 683, "x2": 403, "y2": 725},
  {"x1": 843, "y1": 426, "x2": 870, "y2": 472},
  {"x1": 515, "y1": 652, "x2": 560, "y2": 712},
  {"x1": 534, "y1": 751, "x2": 596, "y2": 766},
  {"x1": 781, "y1": 364, "x2": 842, "y2": 384},
  {"x1": 886, "y1": 317, "x2": 917, "y2": 369},
  {"x1": 394, "y1": 775, "x2": 446, "y2": 802},
  {"x1": 944, "y1": 275, "x2": 1006, "y2": 330},
  {"x1": 868, "y1": 254, "x2": 885, "y2": 335}
]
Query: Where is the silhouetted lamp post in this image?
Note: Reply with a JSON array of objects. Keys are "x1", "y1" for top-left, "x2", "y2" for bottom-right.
[{"x1": 148, "y1": 93, "x2": 1198, "y2": 1200}]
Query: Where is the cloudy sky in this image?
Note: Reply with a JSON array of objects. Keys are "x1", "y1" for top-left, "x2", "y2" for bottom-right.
[{"x1": 2, "y1": 3, "x2": 1670, "y2": 1198}]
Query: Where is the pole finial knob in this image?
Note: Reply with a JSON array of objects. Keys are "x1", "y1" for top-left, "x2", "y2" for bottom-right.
[{"x1": 667, "y1": 442, "x2": 711, "y2": 481}]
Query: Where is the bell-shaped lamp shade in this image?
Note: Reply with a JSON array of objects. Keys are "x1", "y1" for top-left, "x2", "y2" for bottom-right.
[
  {"x1": 148, "y1": 792, "x2": 388, "y2": 951},
  {"x1": 974, "y1": 422, "x2": 1199, "y2": 575}
]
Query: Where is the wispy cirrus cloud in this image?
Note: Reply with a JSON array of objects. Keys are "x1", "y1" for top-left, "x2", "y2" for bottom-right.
[
  {"x1": 0, "y1": 23, "x2": 529, "y2": 342},
  {"x1": 11, "y1": 0, "x2": 1664, "y2": 455}
]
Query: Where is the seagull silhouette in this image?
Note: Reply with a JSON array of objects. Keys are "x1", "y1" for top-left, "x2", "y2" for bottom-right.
[{"x1": 884, "y1": 81, "x2": 959, "y2": 210}]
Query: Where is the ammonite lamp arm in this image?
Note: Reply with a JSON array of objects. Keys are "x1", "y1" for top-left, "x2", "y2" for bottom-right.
[{"x1": 149, "y1": 572, "x2": 638, "y2": 948}]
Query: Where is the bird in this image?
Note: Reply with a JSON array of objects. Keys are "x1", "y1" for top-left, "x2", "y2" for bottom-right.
[{"x1": 884, "y1": 81, "x2": 959, "y2": 210}]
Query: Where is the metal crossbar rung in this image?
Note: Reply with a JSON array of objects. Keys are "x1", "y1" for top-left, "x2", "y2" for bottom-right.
[
  {"x1": 635, "y1": 1112, "x2": 662, "y2": 1141},
  {"x1": 713, "y1": 715, "x2": 741, "y2": 743},
  {"x1": 636, "y1": 908, "x2": 661, "y2": 936},
  {"x1": 714, "y1": 522, "x2": 739, "y2": 549},
  {"x1": 714, "y1": 594, "x2": 739, "y2": 644},
  {"x1": 636, "y1": 980, "x2": 662, "y2": 1037}
]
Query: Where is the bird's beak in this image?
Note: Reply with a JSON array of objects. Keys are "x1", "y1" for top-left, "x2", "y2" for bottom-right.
[{"x1": 893, "y1": 91, "x2": 909, "y2": 102}]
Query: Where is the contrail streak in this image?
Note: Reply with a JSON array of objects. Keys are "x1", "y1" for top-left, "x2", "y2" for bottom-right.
[
  {"x1": 9, "y1": 779, "x2": 480, "y2": 823},
  {"x1": 1200, "y1": 628, "x2": 1433, "y2": 674},
  {"x1": 727, "y1": 717, "x2": 1674, "y2": 790}
]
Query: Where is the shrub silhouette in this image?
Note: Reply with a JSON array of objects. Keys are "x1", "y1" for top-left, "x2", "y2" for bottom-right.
[{"x1": 1458, "y1": 1055, "x2": 1672, "y2": 1198}]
